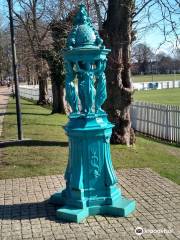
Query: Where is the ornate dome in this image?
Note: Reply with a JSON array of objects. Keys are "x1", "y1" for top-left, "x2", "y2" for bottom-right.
[
  {"x1": 67, "y1": 4, "x2": 103, "y2": 49},
  {"x1": 75, "y1": 24, "x2": 96, "y2": 47}
]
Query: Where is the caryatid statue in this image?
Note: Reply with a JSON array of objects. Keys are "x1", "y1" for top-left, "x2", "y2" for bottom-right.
[
  {"x1": 50, "y1": 4, "x2": 136, "y2": 223},
  {"x1": 65, "y1": 62, "x2": 79, "y2": 113}
]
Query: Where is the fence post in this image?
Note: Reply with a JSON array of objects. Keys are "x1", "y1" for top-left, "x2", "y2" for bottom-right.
[
  {"x1": 173, "y1": 80, "x2": 175, "y2": 88},
  {"x1": 165, "y1": 106, "x2": 169, "y2": 141},
  {"x1": 142, "y1": 83, "x2": 145, "y2": 90},
  {"x1": 147, "y1": 105, "x2": 149, "y2": 135}
]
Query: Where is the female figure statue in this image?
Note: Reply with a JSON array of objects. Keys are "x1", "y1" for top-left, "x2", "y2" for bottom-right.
[
  {"x1": 95, "y1": 60, "x2": 107, "y2": 114},
  {"x1": 76, "y1": 61, "x2": 95, "y2": 114},
  {"x1": 65, "y1": 62, "x2": 79, "y2": 113}
]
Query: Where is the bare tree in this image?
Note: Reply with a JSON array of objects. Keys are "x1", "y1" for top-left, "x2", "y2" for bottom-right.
[
  {"x1": 0, "y1": 28, "x2": 11, "y2": 82},
  {"x1": 14, "y1": 26, "x2": 36, "y2": 84},
  {"x1": 40, "y1": 16, "x2": 74, "y2": 114},
  {"x1": 93, "y1": 0, "x2": 103, "y2": 30},
  {"x1": 134, "y1": 0, "x2": 180, "y2": 48},
  {"x1": 133, "y1": 43, "x2": 154, "y2": 74},
  {"x1": 13, "y1": 0, "x2": 51, "y2": 104}
]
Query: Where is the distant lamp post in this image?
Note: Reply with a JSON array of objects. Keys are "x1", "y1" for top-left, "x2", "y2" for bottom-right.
[
  {"x1": 151, "y1": 60, "x2": 154, "y2": 82},
  {"x1": 7, "y1": 0, "x2": 23, "y2": 140},
  {"x1": 173, "y1": 60, "x2": 176, "y2": 81}
]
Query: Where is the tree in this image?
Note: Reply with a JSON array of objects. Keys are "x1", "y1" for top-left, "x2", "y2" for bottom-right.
[
  {"x1": 101, "y1": 0, "x2": 135, "y2": 145},
  {"x1": 99, "y1": 0, "x2": 179, "y2": 145},
  {"x1": 13, "y1": 0, "x2": 51, "y2": 104},
  {"x1": 15, "y1": 26, "x2": 37, "y2": 84},
  {"x1": 156, "y1": 52, "x2": 174, "y2": 73},
  {"x1": 40, "y1": 2, "x2": 78, "y2": 113},
  {"x1": 40, "y1": 17, "x2": 73, "y2": 114},
  {"x1": 133, "y1": 43, "x2": 154, "y2": 74},
  {"x1": 0, "y1": 28, "x2": 11, "y2": 81}
]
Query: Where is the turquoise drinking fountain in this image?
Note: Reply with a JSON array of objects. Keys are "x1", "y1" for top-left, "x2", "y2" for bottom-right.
[{"x1": 50, "y1": 4, "x2": 136, "y2": 223}]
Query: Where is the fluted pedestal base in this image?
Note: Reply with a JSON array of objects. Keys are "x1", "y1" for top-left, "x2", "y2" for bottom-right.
[{"x1": 49, "y1": 114, "x2": 136, "y2": 222}]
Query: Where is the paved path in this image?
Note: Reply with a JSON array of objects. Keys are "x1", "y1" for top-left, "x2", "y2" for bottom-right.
[
  {"x1": 0, "y1": 87, "x2": 10, "y2": 137},
  {"x1": 0, "y1": 168, "x2": 179, "y2": 240}
]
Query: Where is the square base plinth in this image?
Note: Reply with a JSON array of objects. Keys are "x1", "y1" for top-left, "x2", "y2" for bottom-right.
[{"x1": 50, "y1": 193, "x2": 136, "y2": 223}]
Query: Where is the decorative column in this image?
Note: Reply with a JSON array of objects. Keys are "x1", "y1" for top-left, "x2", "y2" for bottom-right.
[{"x1": 50, "y1": 4, "x2": 136, "y2": 223}]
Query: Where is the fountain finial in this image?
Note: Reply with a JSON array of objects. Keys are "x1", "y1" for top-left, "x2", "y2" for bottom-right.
[{"x1": 67, "y1": 4, "x2": 103, "y2": 49}]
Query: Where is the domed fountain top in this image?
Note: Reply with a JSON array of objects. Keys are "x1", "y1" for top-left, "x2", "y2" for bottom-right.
[{"x1": 66, "y1": 4, "x2": 104, "y2": 49}]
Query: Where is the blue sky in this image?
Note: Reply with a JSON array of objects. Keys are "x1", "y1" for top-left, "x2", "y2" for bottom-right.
[
  {"x1": 0, "y1": 0, "x2": 179, "y2": 54},
  {"x1": 137, "y1": 29, "x2": 177, "y2": 54}
]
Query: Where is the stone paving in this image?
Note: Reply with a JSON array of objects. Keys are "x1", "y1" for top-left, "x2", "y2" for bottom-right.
[
  {"x1": 0, "y1": 168, "x2": 179, "y2": 240},
  {"x1": 0, "y1": 87, "x2": 10, "y2": 137}
]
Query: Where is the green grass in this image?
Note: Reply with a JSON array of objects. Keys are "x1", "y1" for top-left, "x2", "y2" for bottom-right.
[
  {"x1": 1, "y1": 98, "x2": 180, "y2": 184},
  {"x1": 132, "y1": 74, "x2": 180, "y2": 83},
  {"x1": 134, "y1": 88, "x2": 180, "y2": 105}
]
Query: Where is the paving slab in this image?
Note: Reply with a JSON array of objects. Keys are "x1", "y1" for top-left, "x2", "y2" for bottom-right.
[{"x1": 0, "y1": 168, "x2": 179, "y2": 239}]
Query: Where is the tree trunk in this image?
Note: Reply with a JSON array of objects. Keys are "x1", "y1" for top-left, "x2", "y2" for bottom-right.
[
  {"x1": 103, "y1": 0, "x2": 135, "y2": 145},
  {"x1": 25, "y1": 64, "x2": 31, "y2": 85},
  {"x1": 93, "y1": 0, "x2": 103, "y2": 30},
  {"x1": 51, "y1": 81, "x2": 66, "y2": 114},
  {"x1": 38, "y1": 76, "x2": 48, "y2": 104},
  {"x1": 36, "y1": 61, "x2": 49, "y2": 105}
]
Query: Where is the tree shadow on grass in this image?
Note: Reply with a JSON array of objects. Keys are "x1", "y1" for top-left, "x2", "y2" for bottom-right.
[
  {"x1": 0, "y1": 112, "x2": 51, "y2": 116},
  {"x1": 23, "y1": 112, "x2": 51, "y2": 116},
  {"x1": 7, "y1": 101, "x2": 34, "y2": 105},
  {"x1": 0, "y1": 200, "x2": 67, "y2": 223},
  {"x1": 0, "y1": 140, "x2": 68, "y2": 148},
  {"x1": 3, "y1": 102, "x2": 16, "y2": 104},
  {"x1": 0, "y1": 93, "x2": 10, "y2": 97},
  {"x1": 135, "y1": 132, "x2": 180, "y2": 148},
  {"x1": 0, "y1": 112, "x2": 15, "y2": 116},
  {"x1": 21, "y1": 102, "x2": 35, "y2": 105}
]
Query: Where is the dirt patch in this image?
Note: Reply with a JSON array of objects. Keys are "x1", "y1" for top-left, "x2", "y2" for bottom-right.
[
  {"x1": 0, "y1": 160, "x2": 10, "y2": 166},
  {"x1": 167, "y1": 147, "x2": 180, "y2": 158},
  {"x1": 0, "y1": 151, "x2": 10, "y2": 166}
]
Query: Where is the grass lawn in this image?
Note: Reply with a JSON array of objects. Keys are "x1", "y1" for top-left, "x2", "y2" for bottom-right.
[
  {"x1": 1, "y1": 98, "x2": 180, "y2": 184},
  {"x1": 132, "y1": 74, "x2": 180, "y2": 83},
  {"x1": 134, "y1": 88, "x2": 180, "y2": 105}
]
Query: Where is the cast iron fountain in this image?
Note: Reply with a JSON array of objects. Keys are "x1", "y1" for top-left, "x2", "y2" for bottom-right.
[{"x1": 50, "y1": 4, "x2": 136, "y2": 223}]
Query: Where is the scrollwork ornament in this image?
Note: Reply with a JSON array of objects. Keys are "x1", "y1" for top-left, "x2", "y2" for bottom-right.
[{"x1": 90, "y1": 150, "x2": 100, "y2": 178}]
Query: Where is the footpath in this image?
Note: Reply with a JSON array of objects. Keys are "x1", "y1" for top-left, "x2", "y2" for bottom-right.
[
  {"x1": 0, "y1": 87, "x2": 10, "y2": 136},
  {"x1": 0, "y1": 168, "x2": 179, "y2": 239}
]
